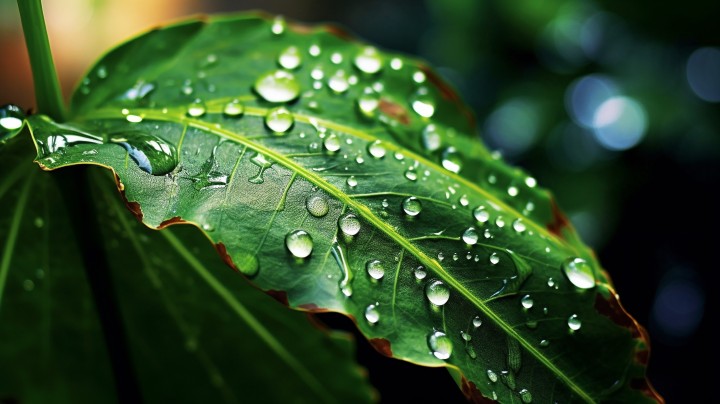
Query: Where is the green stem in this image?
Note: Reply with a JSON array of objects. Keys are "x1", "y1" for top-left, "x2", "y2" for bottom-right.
[{"x1": 17, "y1": 0, "x2": 66, "y2": 121}]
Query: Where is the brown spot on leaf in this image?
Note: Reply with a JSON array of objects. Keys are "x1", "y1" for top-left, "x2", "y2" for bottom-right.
[
  {"x1": 298, "y1": 302, "x2": 321, "y2": 311},
  {"x1": 460, "y1": 377, "x2": 495, "y2": 403},
  {"x1": 158, "y1": 216, "x2": 187, "y2": 229},
  {"x1": 368, "y1": 338, "x2": 392, "y2": 357},
  {"x1": 215, "y1": 242, "x2": 237, "y2": 271},
  {"x1": 547, "y1": 198, "x2": 571, "y2": 239},
  {"x1": 594, "y1": 293, "x2": 642, "y2": 339},
  {"x1": 379, "y1": 98, "x2": 410, "y2": 125},
  {"x1": 266, "y1": 290, "x2": 289, "y2": 306}
]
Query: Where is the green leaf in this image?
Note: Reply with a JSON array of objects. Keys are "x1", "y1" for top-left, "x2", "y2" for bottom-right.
[
  {"x1": 20, "y1": 13, "x2": 659, "y2": 402},
  {"x1": 0, "y1": 136, "x2": 373, "y2": 403}
]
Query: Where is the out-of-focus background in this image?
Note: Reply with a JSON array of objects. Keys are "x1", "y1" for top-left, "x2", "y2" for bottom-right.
[{"x1": 1, "y1": 0, "x2": 717, "y2": 401}]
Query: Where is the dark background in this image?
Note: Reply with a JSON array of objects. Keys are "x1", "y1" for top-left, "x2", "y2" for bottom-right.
[{"x1": 2, "y1": 0, "x2": 717, "y2": 402}]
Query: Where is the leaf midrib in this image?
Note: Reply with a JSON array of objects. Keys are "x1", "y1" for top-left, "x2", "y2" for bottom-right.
[{"x1": 68, "y1": 107, "x2": 593, "y2": 402}]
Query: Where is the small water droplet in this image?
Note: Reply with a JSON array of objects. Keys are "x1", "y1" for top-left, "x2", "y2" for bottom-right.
[
  {"x1": 525, "y1": 177, "x2": 537, "y2": 188},
  {"x1": 414, "y1": 266, "x2": 427, "y2": 280},
  {"x1": 484, "y1": 229, "x2": 492, "y2": 239},
  {"x1": 285, "y1": 230, "x2": 313, "y2": 258},
  {"x1": 460, "y1": 330, "x2": 472, "y2": 342},
  {"x1": 412, "y1": 70, "x2": 426, "y2": 83},
  {"x1": 466, "y1": 345, "x2": 477, "y2": 359},
  {"x1": 390, "y1": 57, "x2": 403, "y2": 70},
  {"x1": 501, "y1": 370, "x2": 516, "y2": 389},
  {"x1": 330, "y1": 52, "x2": 343, "y2": 64},
  {"x1": 489, "y1": 253, "x2": 500, "y2": 265},
  {"x1": 519, "y1": 388, "x2": 532, "y2": 403},
  {"x1": 513, "y1": 219, "x2": 526, "y2": 233},
  {"x1": 254, "y1": 70, "x2": 300, "y2": 103},
  {"x1": 365, "y1": 304, "x2": 380, "y2": 324},
  {"x1": 96, "y1": 65, "x2": 108, "y2": 79},
  {"x1": 367, "y1": 140, "x2": 386, "y2": 158},
  {"x1": 271, "y1": 15, "x2": 286, "y2": 35},
  {"x1": 357, "y1": 88, "x2": 379, "y2": 117},
  {"x1": 441, "y1": 147, "x2": 462, "y2": 173},
  {"x1": 437, "y1": 252, "x2": 444, "y2": 261},
  {"x1": 366, "y1": 260, "x2": 385, "y2": 280},
  {"x1": 265, "y1": 107, "x2": 294, "y2": 133},
  {"x1": 547, "y1": 277, "x2": 555, "y2": 288},
  {"x1": 306, "y1": 195, "x2": 329, "y2": 217},
  {"x1": 508, "y1": 186, "x2": 519, "y2": 197},
  {"x1": 402, "y1": 196, "x2": 422, "y2": 216},
  {"x1": 0, "y1": 104, "x2": 25, "y2": 140},
  {"x1": 568, "y1": 314, "x2": 582, "y2": 331},
  {"x1": 425, "y1": 280, "x2": 450, "y2": 306},
  {"x1": 562, "y1": 257, "x2": 595, "y2": 289},
  {"x1": 309, "y1": 44, "x2": 321, "y2": 57},
  {"x1": 328, "y1": 70, "x2": 350, "y2": 93},
  {"x1": 459, "y1": 195, "x2": 469, "y2": 207},
  {"x1": 411, "y1": 87, "x2": 435, "y2": 118},
  {"x1": 404, "y1": 167, "x2": 418, "y2": 181},
  {"x1": 540, "y1": 339, "x2": 550, "y2": 347},
  {"x1": 486, "y1": 369, "x2": 498, "y2": 383},
  {"x1": 473, "y1": 206, "x2": 490, "y2": 223},
  {"x1": 427, "y1": 330, "x2": 452, "y2": 360},
  {"x1": 110, "y1": 132, "x2": 177, "y2": 175},
  {"x1": 462, "y1": 227, "x2": 479, "y2": 245},
  {"x1": 495, "y1": 216, "x2": 505, "y2": 228},
  {"x1": 346, "y1": 176, "x2": 358, "y2": 187},
  {"x1": 278, "y1": 45, "x2": 302, "y2": 69},
  {"x1": 223, "y1": 99, "x2": 244, "y2": 117},
  {"x1": 354, "y1": 46, "x2": 383, "y2": 74},
  {"x1": 187, "y1": 99, "x2": 206, "y2": 117},
  {"x1": 521, "y1": 295, "x2": 534, "y2": 309},
  {"x1": 473, "y1": 316, "x2": 482, "y2": 328},
  {"x1": 338, "y1": 213, "x2": 361, "y2": 236},
  {"x1": 323, "y1": 133, "x2": 341, "y2": 152},
  {"x1": 249, "y1": 153, "x2": 274, "y2": 184}
]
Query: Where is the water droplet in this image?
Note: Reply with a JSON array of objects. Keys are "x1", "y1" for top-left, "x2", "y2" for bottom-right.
[
  {"x1": 427, "y1": 330, "x2": 452, "y2": 360},
  {"x1": 328, "y1": 70, "x2": 350, "y2": 93},
  {"x1": 460, "y1": 330, "x2": 472, "y2": 342},
  {"x1": 484, "y1": 229, "x2": 492, "y2": 239},
  {"x1": 187, "y1": 99, "x2": 206, "y2": 117},
  {"x1": 460, "y1": 228, "x2": 479, "y2": 246},
  {"x1": 521, "y1": 295, "x2": 534, "y2": 309},
  {"x1": 568, "y1": 314, "x2": 582, "y2": 331},
  {"x1": 425, "y1": 280, "x2": 450, "y2": 306},
  {"x1": 0, "y1": 104, "x2": 25, "y2": 141},
  {"x1": 330, "y1": 52, "x2": 343, "y2": 64},
  {"x1": 365, "y1": 304, "x2": 380, "y2": 324},
  {"x1": 353, "y1": 46, "x2": 383, "y2": 74},
  {"x1": 441, "y1": 147, "x2": 462, "y2": 173},
  {"x1": 473, "y1": 206, "x2": 490, "y2": 223},
  {"x1": 271, "y1": 15, "x2": 286, "y2": 35},
  {"x1": 331, "y1": 240, "x2": 353, "y2": 297},
  {"x1": 249, "y1": 153, "x2": 274, "y2": 184},
  {"x1": 278, "y1": 46, "x2": 302, "y2": 69},
  {"x1": 412, "y1": 70, "x2": 426, "y2": 83},
  {"x1": 540, "y1": 339, "x2": 550, "y2": 347},
  {"x1": 473, "y1": 316, "x2": 482, "y2": 328},
  {"x1": 525, "y1": 177, "x2": 537, "y2": 188},
  {"x1": 508, "y1": 186, "x2": 518, "y2": 197},
  {"x1": 420, "y1": 124, "x2": 442, "y2": 151},
  {"x1": 304, "y1": 195, "x2": 330, "y2": 218},
  {"x1": 366, "y1": 260, "x2": 385, "y2": 280},
  {"x1": 501, "y1": 370, "x2": 516, "y2": 389},
  {"x1": 96, "y1": 65, "x2": 108, "y2": 79},
  {"x1": 489, "y1": 253, "x2": 500, "y2": 265},
  {"x1": 513, "y1": 219, "x2": 526, "y2": 233},
  {"x1": 404, "y1": 168, "x2": 418, "y2": 181},
  {"x1": 390, "y1": 57, "x2": 403, "y2": 70},
  {"x1": 254, "y1": 70, "x2": 300, "y2": 103},
  {"x1": 414, "y1": 266, "x2": 427, "y2": 280},
  {"x1": 465, "y1": 345, "x2": 477, "y2": 359},
  {"x1": 411, "y1": 87, "x2": 435, "y2": 118},
  {"x1": 346, "y1": 176, "x2": 358, "y2": 187},
  {"x1": 285, "y1": 230, "x2": 313, "y2": 258},
  {"x1": 110, "y1": 132, "x2": 177, "y2": 175},
  {"x1": 265, "y1": 107, "x2": 294, "y2": 133},
  {"x1": 357, "y1": 89, "x2": 379, "y2": 117},
  {"x1": 223, "y1": 99, "x2": 244, "y2": 117},
  {"x1": 323, "y1": 133, "x2": 341, "y2": 152},
  {"x1": 338, "y1": 213, "x2": 361, "y2": 236},
  {"x1": 519, "y1": 388, "x2": 532, "y2": 403},
  {"x1": 495, "y1": 216, "x2": 505, "y2": 228},
  {"x1": 562, "y1": 257, "x2": 595, "y2": 289},
  {"x1": 437, "y1": 252, "x2": 444, "y2": 261},
  {"x1": 402, "y1": 196, "x2": 422, "y2": 216},
  {"x1": 367, "y1": 140, "x2": 386, "y2": 158},
  {"x1": 486, "y1": 369, "x2": 498, "y2": 383},
  {"x1": 458, "y1": 195, "x2": 469, "y2": 207},
  {"x1": 547, "y1": 277, "x2": 555, "y2": 288}
]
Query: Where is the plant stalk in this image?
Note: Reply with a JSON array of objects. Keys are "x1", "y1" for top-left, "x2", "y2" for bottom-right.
[{"x1": 16, "y1": 0, "x2": 66, "y2": 121}]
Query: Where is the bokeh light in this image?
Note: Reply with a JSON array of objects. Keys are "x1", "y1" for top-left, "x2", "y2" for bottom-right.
[
  {"x1": 483, "y1": 98, "x2": 541, "y2": 158},
  {"x1": 591, "y1": 95, "x2": 647, "y2": 151},
  {"x1": 686, "y1": 47, "x2": 720, "y2": 102}
]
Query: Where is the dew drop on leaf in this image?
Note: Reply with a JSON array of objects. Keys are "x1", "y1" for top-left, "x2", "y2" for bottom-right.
[
  {"x1": 308, "y1": 44, "x2": 321, "y2": 57},
  {"x1": 462, "y1": 227, "x2": 479, "y2": 245},
  {"x1": 254, "y1": 70, "x2": 300, "y2": 103},
  {"x1": 366, "y1": 260, "x2": 385, "y2": 280},
  {"x1": 414, "y1": 266, "x2": 427, "y2": 280},
  {"x1": 540, "y1": 339, "x2": 550, "y2": 347},
  {"x1": 402, "y1": 196, "x2": 422, "y2": 216},
  {"x1": 306, "y1": 195, "x2": 329, "y2": 217},
  {"x1": 473, "y1": 316, "x2": 482, "y2": 328},
  {"x1": 265, "y1": 107, "x2": 294, "y2": 133},
  {"x1": 328, "y1": 70, "x2": 350, "y2": 93},
  {"x1": 186, "y1": 98, "x2": 207, "y2": 117},
  {"x1": 465, "y1": 345, "x2": 477, "y2": 359},
  {"x1": 354, "y1": 46, "x2": 383, "y2": 74},
  {"x1": 346, "y1": 176, "x2": 358, "y2": 187},
  {"x1": 323, "y1": 133, "x2": 341, "y2": 152},
  {"x1": 404, "y1": 167, "x2": 418, "y2": 181},
  {"x1": 0, "y1": 104, "x2": 25, "y2": 140},
  {"x1": 271, "y1": 15, "x2": 286, "y2": 35},
  {"x1": 460, "y1": 330, "x2": 472, "y2": 342},
  {"x1": 508, "y1": 186, "x2": 518, "y2": 197},
  {"x1": 367, "y1": 140, "x2": 386, "y2": 158},
  {"x1": 441, "y1": 147, "x2": 462, "y2": 173},
  {"x1": 513, "y1": 219, "x2": 526, "y2": 233},
  {"x1": 223, "y1": 99, "x2": 244, "y2": 117},
  {"x1": 410, "y1": 87, "x2": 435, "y2": 118},
  {"x1": 495, "y1": 216, "x2": 505, "y2": 228},
  {"x1": 357, "y1": 89, "x2": 379, "y2": 117},
  {"x1": 390, "y1": 57, "x2": 403, "y2": 70},
  {"x1": 473, "y1": 206, "x2": 490, "y2": 223},
  {"x1": 421, "y1": 124, "x2": 442, "y2": 151},
  {"x1": 568, "y1": 314, "x2": 582, "y2": 331},
  {"x1": 110, "y1": 132, "x2": 177, "y2": 176},
  {"x1": 427, "y1": 330, "x2": 452, "y2": 360},
  {"x1": 562, "y1": 257, "x2": 596, "y2": 289},
  {"x1": 521, "y1": 295, "x2": 534, "y2": 309},
  {"x1": 489, "y1": 252, "x2": 500, "y2": 265},
  {"x1": 412, "y1": 70, "x2": 426, "y2": 83},
  {"x1": 249, "y1": 153, "x2": 274, "y2": 184},
  {"x1": 425, "y1": 280, "x2": 450, "y2": 306},
  {"x1": 285, "y1": 230, "x2": 313, "y2": 258},
  {"x1": 338, "y1": 213, "x2": 361, "y2": 236},
  {"x1": 365, "y1": 304, "x2": 380, "y2": 324},
  {"x1": 519, "y1": 388, "x2": 533, "y2": 403},
  {"x1": 486, "y1": 369, "x2": 498, "y2": 383},
  {"x1": 278, "y1": 45, "x2": 302, "y2": 70}
]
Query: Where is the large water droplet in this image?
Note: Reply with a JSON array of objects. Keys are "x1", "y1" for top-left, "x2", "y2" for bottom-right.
[
  {"x1": 223, "y1": 99, "x2": 244, "y2": 117},
  {"x1": 404, "y1": 167, "x2": 418, "y2": 181},
  {"x1": 285, "y1": 230, "x2": 313, "y2": 258},
  {"x1": 441, "y1": 147, "x2": 462, "y2": 173},
  {"x1": 425, "y1": 280, "x2": 450, "y2": 306},
  {"x1": 519, "y1": 388, "x2": 533, "y2": 403},
  {"x1": 473, "y1": 206, "x2": 490, "y2": 223},
  {"x1": 489, "y1": 253, "x2": 500, "y2": 265},
  {"x1": 306, "y1": 195, "x2": 329, "y2": 217},
  {"x1": 328, "y1": 70, "x2": 350, "y2": 93},
  {"x1": 323, "y1": 133, "x2": 341, "y2": 152},
  {"x1": 278, "y1": 45, "x2": 302, "y2": 70},
  {"x1": 427, "y1": 330, "x2": 452, "y2": 360},
  {"x1": 462, "y1": 227, "x2": 479, "y2": 245},
  {"x1": 521, "y1": 295, "x2": 534, "y2": 309},
  {"x1": 562, "y1": 257, "x2": 595, "y2": 289},
  {"x1": 366, "y1": 260, "x2": 385, "y2": 280},
  {"x1": 0, "y1": 104, "x2": 25, "y2": 141},
  {"x1": 187, "y1": 99, "x2": 206, "y2": 117},
  {"x1": 411, "y1": 87, "x2": 435, "y2": 118},
  {"x1": 354, "y1": 46, "x2": 383, "y2": 74},
  {"x1": 367, "y1": 140, "x2": 386, "y2": 158},
  {"x1": 110, "y1": 132, "x2": 177, "y2": 175},
  {"x1": 513, "y1": 219, "x2": 526, "y2": 233},
  {"x1": 254, "y1": 70, "x2": 300, "y2": 103},
  {"x1": 365, "y1": 304, "x2": 380, "y2": 324},
  {"x1": 338, "y1": 213, "x2": 361, "y2": 236},
  {"x1": 568, "y1": 314, "x2": 582, "y2": 331},
  {"x1": 265, "y1": 107, "x2": 294, "y2": 133},
  {"x1": 402, "y1": 196, "x2": 422, "y2": 217}
]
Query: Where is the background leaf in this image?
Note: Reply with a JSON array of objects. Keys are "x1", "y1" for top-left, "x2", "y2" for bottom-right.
[{"x1": 0, "y1": 136, "x2": 373, "y2": 403}]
